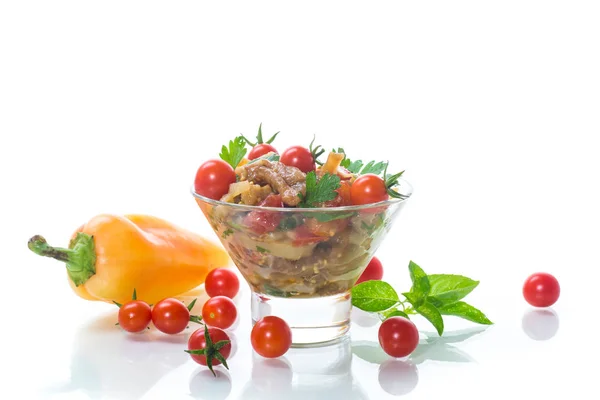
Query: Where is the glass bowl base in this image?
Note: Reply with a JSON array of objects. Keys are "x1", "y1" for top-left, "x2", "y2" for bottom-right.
[{"x1": 251, "y1": 291, "x2": 352, "y2": 347}]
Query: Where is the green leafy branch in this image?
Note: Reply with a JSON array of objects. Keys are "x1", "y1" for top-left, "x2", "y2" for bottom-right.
[{"x1": 351, "y1": 260, "x2": 493, "y2": 336}]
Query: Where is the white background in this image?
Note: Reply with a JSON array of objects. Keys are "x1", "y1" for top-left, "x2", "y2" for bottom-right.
[{"x1": 1, "y1": 1, "x2": 599, "y2": 399}]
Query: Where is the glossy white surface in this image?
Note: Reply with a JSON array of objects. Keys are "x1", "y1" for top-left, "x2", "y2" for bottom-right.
[{"x1": 2, "y1": 1, "x2": 600, "y2": 399}]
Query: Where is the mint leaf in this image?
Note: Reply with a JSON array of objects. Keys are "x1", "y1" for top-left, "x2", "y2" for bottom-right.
[
  {"x1": 438, "y1": 301, "x2": 493, "y2": 325},
  {"x1": 300, "y1": 172, "x2": 341, "y2": 207},
  {"x1": 408, "y1": 260, "x2": 430, "y2": 298},
  {"x1": 380, "y1": 307, "x2": 409, "y2": 320},
  {"x1": 402, "y1": 292, "x2": 444, "y2": 335},
  {"x1": 428, "y1": 274, "x2": 479, "y2": 305},
  {"x1": 219, "y1": 136, "x2": 247, "y2": 169},
  {"x1": 351, "y1": 281, "x2": 399, "y2": 312},
  {"x1": 402, "y1": 291, "x2": 424, "y2": 309}
]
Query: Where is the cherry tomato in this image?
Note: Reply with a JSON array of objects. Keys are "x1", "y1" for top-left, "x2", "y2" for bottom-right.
[
  {"x1": 202, "y1": 296, "x2": 238, "y2": 330},
  {"x1": 205, "y1": 268, "x2": 240, "y2": 299},
  {"x1": 378, "y1": 316, "x2": 419, "y2": 358},
  {"x1": 350, "y1": 174, "x2": 389, "y2": 205},
  {"x1": 194, "y1": 159, "x2": 236, "y2": 200},
  {"x1": 248, "y1": 144, "x2": 278, "y2": 160},
  {"x1": 356, "y1": 256, "x2": 384, "y2": 284},
  {"x1": 187, "y1": 326, "x2": 232, "y2": 366},
  {"x1": 118, "y1": 300, "x2": 152, "y2": 333},
  {"x1": 151, "y1": 298, "x2": 191, "y2": 334},
  {"x1": 244, "y1": 194, "x2": 284, "y2": 234},
  {"x1": 251, "y1": 316, "x2": 292, "y2": 358},
  {"x1": 280, "y1": 146, "x2": 315, "y2": 173},
  {"x1": 523, "y1": 272, "x2": 560, "y2": 307}
]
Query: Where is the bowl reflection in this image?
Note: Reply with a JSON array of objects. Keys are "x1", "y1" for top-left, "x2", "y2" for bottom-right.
[
  {"x1": 240, "y1": 336, "x2": 368, "y2": 400},
  {"x1": 522, "y1": 308, "x2": 560, "y2": 341}
]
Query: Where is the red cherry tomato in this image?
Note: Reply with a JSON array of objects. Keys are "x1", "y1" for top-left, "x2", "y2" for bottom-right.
[
  {"x1": 243, "y1": 194, "x2": 284, "y2": 234},
  {"x1": 378, "y1": 316, "x2": 419, "y2": 358},
  {"x1": 151, "y1": 298, "x2": 191, "y2": 334},
  {"x1": 187, "y1": 326, "x2": 232, "y2": 366},
  {"x1": 523, "y1": 272, "x2": 560, "y2": 307},
  {"x1": 205, "y1": 268, "x2": 240, "y2": 299},
  {"x1": 251, "y1": 316, "x2": 292, "y2": 358},
  {"x1": 118, "y1": 300, "x2": 152, "y2": 333},
  {"x1": 248, "y1": 144, "x2": 278, "y2": 160},
  {"x1": 194, "y1": 159, "x2": 236, "y2": 200},
  {"x1": 356, "y1": 256, "x2": 384, "y2": 284},
  {"x1": 280, "y1": 146, "x2": 315, "y2": 173},
  {"x1": 350, "y1": 174, "x2": 389, "y2": 205},
  {"x1": 202, "y1": 296, "x2": 238, "y2": 330}
]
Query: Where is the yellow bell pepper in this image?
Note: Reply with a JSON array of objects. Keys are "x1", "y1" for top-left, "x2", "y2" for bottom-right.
[{"x1": 27, "y1": 214, "x2": 230, "y2": 305}]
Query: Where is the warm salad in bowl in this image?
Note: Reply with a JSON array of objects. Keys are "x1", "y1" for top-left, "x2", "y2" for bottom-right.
[{"x1": 192, "y1": 125, "x2": 412, "y2": 298}]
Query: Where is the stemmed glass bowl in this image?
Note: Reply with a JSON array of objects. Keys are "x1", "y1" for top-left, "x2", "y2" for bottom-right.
[{"x1": 192, "y1": 178, "x2": 412, "y2": 346}]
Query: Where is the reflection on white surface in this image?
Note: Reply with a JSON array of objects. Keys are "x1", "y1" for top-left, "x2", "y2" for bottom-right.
[
  {"x1": 189, "y1": 368, "x2": 232, "y2": 400},
  {"x1": 352, "y1": 326, "x2": 488, "y2": 366},
  {"x1": 351, "y1": 308, "x2": 380, "y2": 328},
  {"x1": 42, "y1": 312, "x2": 192, "y2": 400},
  {"x1": 239, "y1": 336, "x2": 368, "y2": 400},
  {"x1": 522, "y1": 308, "x2": 560, "y2": 341},
  {"x1": 409, "y1": 327, "x2": 488, "y2": 364},
  {"x1": 378, "y1": 360, "x2": 419, "y2": 396}
]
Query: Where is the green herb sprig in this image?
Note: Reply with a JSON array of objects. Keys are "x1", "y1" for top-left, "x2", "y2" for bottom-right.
[
  {"x1": 351, "y1": 260, "x2": 492, "y2": 336},
  {"x1": 336, "y1": 148, "x2": 388, "y2": 176},
  {"x1": 219, "y1": 136, "x2": 247, "y2": 169},
  {"x1": 298, "y1": 171, "x2": 341, "y2": 207}
]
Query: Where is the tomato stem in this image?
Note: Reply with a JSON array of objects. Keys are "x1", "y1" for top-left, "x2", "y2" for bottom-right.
[{"x1": 27, "y1": 233, "x2": 97, "y2": 286}]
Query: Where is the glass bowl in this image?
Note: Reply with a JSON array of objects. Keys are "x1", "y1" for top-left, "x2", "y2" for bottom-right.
[{"x1": 191, "y1": 178, "x2": 413, "y2": 346}]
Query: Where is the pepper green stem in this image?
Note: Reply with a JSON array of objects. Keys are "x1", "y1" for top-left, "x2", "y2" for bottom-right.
[{"x1": 28, "y1": 233, "x2": 97, "y2": 286}]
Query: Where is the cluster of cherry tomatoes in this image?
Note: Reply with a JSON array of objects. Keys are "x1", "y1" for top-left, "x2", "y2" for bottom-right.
[
  {"x1": 117, "y1": 294, "x2": 200, "y2": 335},
  {"x1": 119, "y1": 258, "x2": 561, "y2": 372},
  {"x1": 116, "y1": 269, "x2": 243, "y2": 337},
  {"x1": 117, "y1": 267, "x2": 294, "y2": 374},
  {"x1": 188, "y1": 269, "x2": 294, "y2": 372}
]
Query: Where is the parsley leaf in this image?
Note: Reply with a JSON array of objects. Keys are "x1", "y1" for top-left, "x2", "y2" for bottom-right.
[
  {"x1": 219, "y1": 136, "x2": 247, "y2": 169},
  {"x1": 338, "y1": 150, "x2": 387, "y2": 176},
  {"x1": 299, "y1": 171, "x2": 341, "y2": 207},
  {"x1": 360, "y1": 161, "x2": 387, "y2": 175}
]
